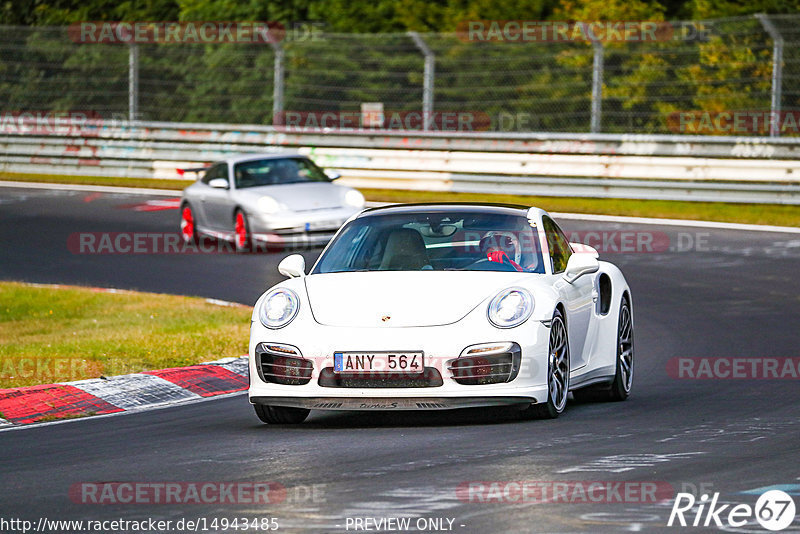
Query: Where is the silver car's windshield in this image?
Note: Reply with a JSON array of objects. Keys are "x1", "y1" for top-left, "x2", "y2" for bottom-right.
[
  {"x1": 234, "y1": 158, "x2": 329, "y2": 189},
  {"x1": 313, "y1": 210, "x2": 545, "y2": 274}
]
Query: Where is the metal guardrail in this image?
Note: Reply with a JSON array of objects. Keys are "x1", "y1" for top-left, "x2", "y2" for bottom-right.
[{"x1": 2, "y1": 121, "x2": 800, "y2": 204}]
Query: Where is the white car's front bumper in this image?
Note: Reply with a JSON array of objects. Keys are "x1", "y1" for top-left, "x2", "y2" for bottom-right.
[{"x1": 248, "y1": 316, "x2": 552, "y2": 411}]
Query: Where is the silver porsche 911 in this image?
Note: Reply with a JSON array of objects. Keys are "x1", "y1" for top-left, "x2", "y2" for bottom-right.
[{"x1": 179, "y1": 153, "x2": 366, "y2": 252}]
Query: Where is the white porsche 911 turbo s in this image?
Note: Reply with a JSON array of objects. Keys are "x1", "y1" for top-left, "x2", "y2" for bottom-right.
[{"x1": 248, "y1": 203, "x2": 634, "y2": 424}]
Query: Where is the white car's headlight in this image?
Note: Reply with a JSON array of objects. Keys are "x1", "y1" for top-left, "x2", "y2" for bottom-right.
[
  {"x1": 488, "y1": 288, "x2": 534, "y2": 328},
  {"x1": 258, "y1": 196, "x2": 282, "y2": 214},
  {"x1": 259, "y1": 288, "x2": 299, "y2": 329},
  {"x1": 344, "y1": 189, "x2": 365, "y2": 208}
]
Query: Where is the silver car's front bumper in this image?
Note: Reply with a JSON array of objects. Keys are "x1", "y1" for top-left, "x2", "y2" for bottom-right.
[{"x1": 249, "y1": 206, "x2": 359, "y2": 248}]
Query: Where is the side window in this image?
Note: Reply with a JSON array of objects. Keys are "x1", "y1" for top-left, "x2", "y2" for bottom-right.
[
  {"x1": 201, "y1": 164, "x2": 225, "y2": 185},
  {"x1": 542, "y1": 216, "x2": 572, "y2": 274}
]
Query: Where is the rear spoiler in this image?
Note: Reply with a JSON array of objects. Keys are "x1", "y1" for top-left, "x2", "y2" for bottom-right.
[{"x1": 176, "y1": 166, "x2": 210, "y2": 177}]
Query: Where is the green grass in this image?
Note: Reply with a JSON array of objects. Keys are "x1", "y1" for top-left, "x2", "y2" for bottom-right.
[
  {"x1": 0, "y1": 282, "x2": 252, "y2": 389},
  {"x1": 2, "y1": 172, "x2": 799, "y2": 227},
  {"x1": 0, "y1": 172, "x2": 189, "y2": 190}
]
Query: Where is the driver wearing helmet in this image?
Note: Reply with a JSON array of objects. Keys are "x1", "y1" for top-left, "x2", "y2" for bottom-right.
[{"x1": 479, "y1": 231, "x2": 523, "y2": 271}]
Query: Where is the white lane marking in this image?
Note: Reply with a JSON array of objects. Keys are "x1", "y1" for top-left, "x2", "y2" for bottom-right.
[
  {"x1": 0, "y1": 180, "x2": 180, "y2": 196},
  {"x1": 205, "y1": 298, "x2": 249, "y2": 308},
  {"x1": 656, "y1": 420, "x2": 800, "y2": 444},
  {"x1": 558, "y1": 452, "x2": 706, "y2": 474},
  {"x1": 21, "y1": 282, "x2": 251, "y2": 307},
  {"x1": 0, "y1": 390, "x2": 247, "y2": 433},
  {"x1": 3, "y1": 182, "x2": 799, "y2": 232},
  {"x1": 70, "y1": 373, "x2": 200, "y2": 410}
]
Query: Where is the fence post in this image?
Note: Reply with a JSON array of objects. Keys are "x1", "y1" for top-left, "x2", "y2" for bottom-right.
[
  {"x1": 128, "y1": 43, "x2": 139, "y2": 122},
  {"x1": 590, "y1": 39, "x2": 604, "y2": 133},
  {"x1": 756, "y1": 14, "x2": 784, "y2": 137},
  {"x1": 270, "y1": 41, "x2": 285, "y2": 126},
  {"x1": 409, "y1": 32, "x2": 435, "y2": 130}
]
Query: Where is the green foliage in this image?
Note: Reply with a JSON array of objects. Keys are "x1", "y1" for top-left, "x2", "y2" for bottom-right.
[
  {"x1": 1, "y1": 2, "x2": 798, "y2": 133},
  {"x1": 3, "y1": 0, "x2": 799, "y2": 29}
]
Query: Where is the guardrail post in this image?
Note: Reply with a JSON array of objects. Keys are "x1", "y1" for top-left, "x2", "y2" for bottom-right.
[
  {"x1": 270, "y1": 41, "x2": 285, "y2": 126},
  {"x1": 590, "y1": 39, "x2": 604, "y2": 133},
  {"x1": 409, "y1": 32, "x2": 435, "y2": 130},
  {"x1": 756, "y1": 14, "x2": 784, "y2": 137},
  {"x1": 128, "y1": 43, "x2": 139, "y2": 122}
]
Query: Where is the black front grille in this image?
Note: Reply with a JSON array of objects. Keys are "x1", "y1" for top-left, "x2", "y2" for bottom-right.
[
  {"x1": 256, "y1": 344, "x2": 313, "y2": 385},
  {"x1": 449, "y1": 344, "x2": 522, "y2": 385},
  {"x1": 318, "y1": 367, "x2": 444, "y2": 388}
]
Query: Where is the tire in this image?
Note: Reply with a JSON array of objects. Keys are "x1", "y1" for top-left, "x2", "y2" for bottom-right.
[
  {"x1": 234, "y1": 210, "x2": 251, "y2": 253},
  {"x1": 521, "y1": 308, "x2": 570, "y2": 419},
  {"x1": 253, "y1": 404, "x2": 310, "y2": 424},
  {"x1": 573, "y1": 296, "x2": 634, "y2": 402},
  {"x1": 180, "y1": 203, "x2": 198, "y2": 244},
  {"x1": 609, "y1": 297, "x2": 634, "y2": 401}
]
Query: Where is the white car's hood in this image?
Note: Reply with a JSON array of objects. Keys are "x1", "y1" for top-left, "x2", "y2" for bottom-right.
[{"x1": 304, "y1": 271, "x2": 531, "y2": 328}]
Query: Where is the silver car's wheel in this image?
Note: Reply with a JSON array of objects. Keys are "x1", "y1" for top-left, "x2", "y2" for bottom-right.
[
  {"x1": 180, "y1": 203, "x2": 198, "y2": 244},
  {"x1": 234, "y1": 210, "x2": 251, "y2": 253},
  {"x1": 522, "y1": 309, "x2": 569, "y2": 419}
]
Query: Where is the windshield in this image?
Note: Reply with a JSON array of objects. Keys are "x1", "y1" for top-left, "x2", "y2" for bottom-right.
[
  {"x1": 233, "y1": 157, "x2": 329, "y2": 189},
  {"x1": 313, "y1": 210, "x2": 545, "y2": 274}
]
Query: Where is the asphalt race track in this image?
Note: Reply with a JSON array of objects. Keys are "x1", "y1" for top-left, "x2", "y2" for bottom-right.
[{"x1": 1, "y1": 185, "x2": 799, "y2": 533}]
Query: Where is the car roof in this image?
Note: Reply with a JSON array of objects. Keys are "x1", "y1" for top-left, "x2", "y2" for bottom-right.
[
  {"x1": 359, "y1": 202, "x2": 533, "y2": 218},
  {"x1": 222, "y1": 152, "x2": 303, "y2": 165}
]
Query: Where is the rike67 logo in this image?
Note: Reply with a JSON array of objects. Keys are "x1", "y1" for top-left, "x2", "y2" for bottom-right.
[{"x1": 668, "y1": 490, "x2": 796, "y2": 531}]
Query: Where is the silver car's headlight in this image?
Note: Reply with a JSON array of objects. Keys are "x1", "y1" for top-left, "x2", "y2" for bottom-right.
[
  {"x1": 488, "y1": 288, "x2": 534, "y2": 328},
  {"x1": 259, "y1": 288, "x2": 299, "y2": 329},
  {"x1": 258, "y1": 196, "x2": 282, "y2": 214},
  {"x1": 344, "y1": 189, "x2": 365, "y2": 208}
]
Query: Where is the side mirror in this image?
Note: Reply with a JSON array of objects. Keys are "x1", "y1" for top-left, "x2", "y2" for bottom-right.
[
  {"x1": 208, "y1": 178, "x2": 229, "y2": 189},
  {"x1": 562, "y1": 253, "x2": 599, "y2": 283},
  {"x1": 325, "y1": 169, "x2": 342, "y2": 180},
  {"x1": 278, "y1": 254, "x2": 306, "y2": 278}
]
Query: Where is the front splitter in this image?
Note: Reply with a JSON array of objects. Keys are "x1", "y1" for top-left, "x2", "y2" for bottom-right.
[{"x1": 249, "y1": 396, "x2": 536, "y2": 411}]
